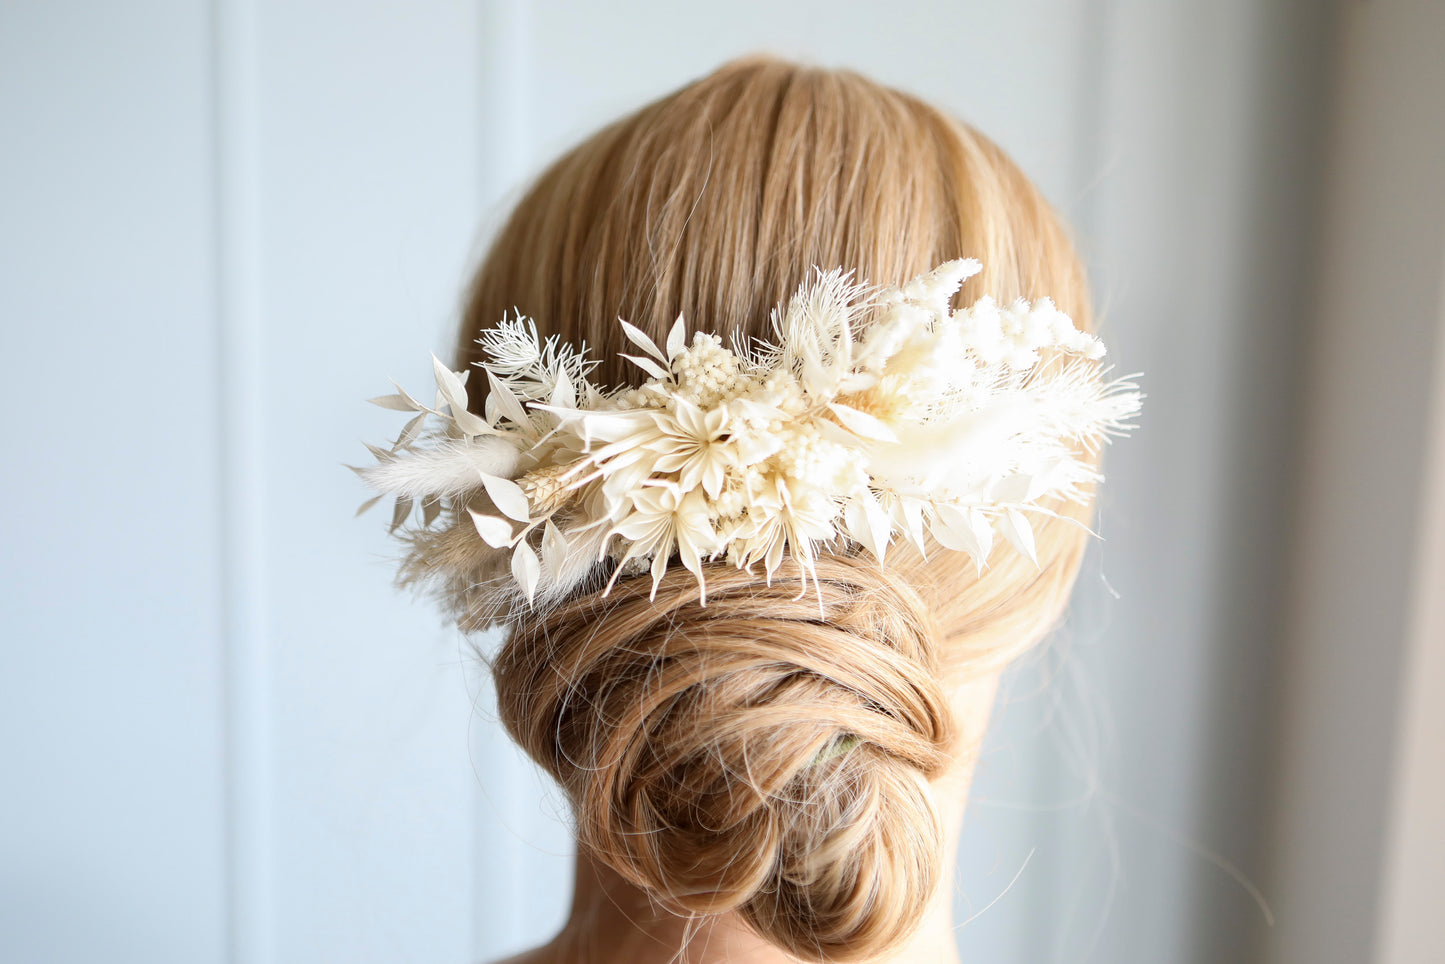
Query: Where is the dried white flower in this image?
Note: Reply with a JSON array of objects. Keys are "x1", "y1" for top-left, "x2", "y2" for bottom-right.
[{"x1": 358, "y1": 258, "x2": 1143, "y2": 622}]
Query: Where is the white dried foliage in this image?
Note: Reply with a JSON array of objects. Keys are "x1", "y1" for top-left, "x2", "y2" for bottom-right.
[{"x1": 357, "y1": 258, "x2": 1142, "y2": 623}]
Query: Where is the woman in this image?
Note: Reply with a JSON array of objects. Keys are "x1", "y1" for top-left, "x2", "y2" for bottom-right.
[{"x1": 361, "y1": 56, "x2": 1138, "y2": 964}]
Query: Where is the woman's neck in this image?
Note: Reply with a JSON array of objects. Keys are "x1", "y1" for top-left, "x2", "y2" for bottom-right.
[
  {"x1": 505, "y1": 672, "x2": 998, "y2": 964},
  {"x1": 523, "y1": 755, "x2": 975, "y2": 964},
  {"x1": 539, "y1": 846, "x2": 964, "y2": 964}
]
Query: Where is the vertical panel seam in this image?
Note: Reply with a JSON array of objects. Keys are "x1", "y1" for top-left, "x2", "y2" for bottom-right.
[
  {"x1": 473, "y1": 0, "x2": 534, "y2": 956},
  {"x1": 1043, "y1": 1, "x2": 1119, "y2": 961},
  {"x1": 210, "y1": 0, "x2": 271, "y2": 960}
]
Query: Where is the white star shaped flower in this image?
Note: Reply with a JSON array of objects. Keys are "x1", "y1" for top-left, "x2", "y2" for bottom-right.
[
  {"x1": 645, "y1": 398, "x2": 735, "y2": 499},
  {"x1": 609, "y1": 483, "x2": 721, "y2": 600}
]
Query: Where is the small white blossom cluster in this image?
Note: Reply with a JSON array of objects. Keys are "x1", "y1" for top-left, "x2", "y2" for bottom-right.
[{"x1": 359, "y1": 258, "x2": 1142, "y2": 619}]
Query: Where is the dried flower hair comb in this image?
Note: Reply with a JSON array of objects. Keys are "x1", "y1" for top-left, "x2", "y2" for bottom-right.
[{"x1": 356, "y1": 258, "x2": 1142, "y2": 625}]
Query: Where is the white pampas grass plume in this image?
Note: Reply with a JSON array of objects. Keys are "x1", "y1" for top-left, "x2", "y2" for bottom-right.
[{"x1": 360, "y1": 436, "x2": 522, "y2": 499}]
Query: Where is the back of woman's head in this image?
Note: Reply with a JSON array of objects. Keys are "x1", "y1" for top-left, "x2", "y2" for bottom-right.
[{"x1": 460, "y1": 57, "x2": 1099, "y2": 961}]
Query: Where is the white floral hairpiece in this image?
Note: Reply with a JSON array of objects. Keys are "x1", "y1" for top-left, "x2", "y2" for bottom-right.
[{"x1": 357, "y1": 258, "x2": 1141, "y2": 622}]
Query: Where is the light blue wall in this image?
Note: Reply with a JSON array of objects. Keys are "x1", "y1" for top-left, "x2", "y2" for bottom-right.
[
  {"x1": 1, "y1": 3, "x2": 227, "y2": 961},
  {"x1": 0, "y1": 2, "x2": 1336, "y2": 962}
]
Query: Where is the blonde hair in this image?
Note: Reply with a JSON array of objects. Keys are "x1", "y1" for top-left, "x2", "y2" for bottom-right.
[{"x1": 458, "y1": 57, "x2": 1098, "y2": 961}]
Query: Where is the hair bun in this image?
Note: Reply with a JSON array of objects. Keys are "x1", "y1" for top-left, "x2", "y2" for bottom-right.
[{"x1": 494, "y1": 554, "x2": 956, "y2": 962}]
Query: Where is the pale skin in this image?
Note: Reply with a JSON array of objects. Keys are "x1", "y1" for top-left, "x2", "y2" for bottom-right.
[{"x1": 494, "y1": 669, "x2": 1005, "y2": 964}]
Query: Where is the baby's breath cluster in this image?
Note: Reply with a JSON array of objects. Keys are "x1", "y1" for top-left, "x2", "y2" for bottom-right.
[
  {"x1": 672, "y1": 333, "x2": 745, "y2": 407},
  {"x1": 359, "y1": 258, "x2": 1142, "y2": 619}
]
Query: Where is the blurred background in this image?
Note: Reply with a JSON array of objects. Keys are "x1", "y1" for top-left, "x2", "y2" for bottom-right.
[{"x1": 3, "y1": 1, "x2": 1442, "y2": 962}]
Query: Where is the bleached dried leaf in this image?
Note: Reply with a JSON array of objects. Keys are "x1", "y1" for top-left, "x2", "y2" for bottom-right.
[
  {"x1": 969, "y1": 507, "x2": 994, "y2": 563},
  {"x1": 549, "y1": 368, "x2": 575, "y2": 410},
  {"x1": 485, "y1": 369, "x2": 530, "y2": 428},
  {"x1": 480, "y1": 472, "x2": 529, "y2": 523},
  {"x1": 621, "y1": 353, "x2": 670, "y2": 380},
  {"x1": 389, "y1": 380, "x2": 427, "y2": 412},
  {"x1": 618, "y1": 318, "x2": 667, "y2": 363},
  {"x1": 432, "y1": 354, "x2": 469, "y2": 418},
  {"x1": 355, "y1": 494, "x2": 384, "y2": 517},
  {"x1": 468, "y1": 510, "x2": 513, "y2": 548},
  {"x1": 394, "y1": 412, "x2": 428, "y2": 449},
  {"x1": 369, "y1": 393, "x2": 419, "y2": 412},
  {"x1": 844, "y1": 492, "x2": 892, "y2": 563},
  {"x1": 827, "y1": 403, "x2": 899, "y2": 443},
  {"x1": 1000, "y1": 508, "x2": 1039, "y2": 567},
  {"x1": 863, "y1": 492, "x2": 893, "y2": 562},
  {"x1": 450, "y1": 405, "x2": 493, "y2": 439},
  {"x1": 665, "y1": 314, "x2": 687, "y2": 360},
  {"x1": 511, "y1": 541, "x2": 541, "y2": 603},
  {"x1": 933, "y1": 503, "x2": 990, "y2": 571},
  {"x1": 541, "y1": 520, "x2": 568, "y2": 574},
  {"x1": 389, "y1": 496, "x2": 413, "y2": 533},
  {"x1": 901, "y1": 498, "x2": 927, "y2": 552},
  {"x1": 421, "y1": 496, "x2": 442, "y2": 527},
  {"x1": 992, "y1": 474, "x2": 1032, "y2": 504},
  {"x1": 810, "y1": 416, "x2": 857, "y2": 448}
]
